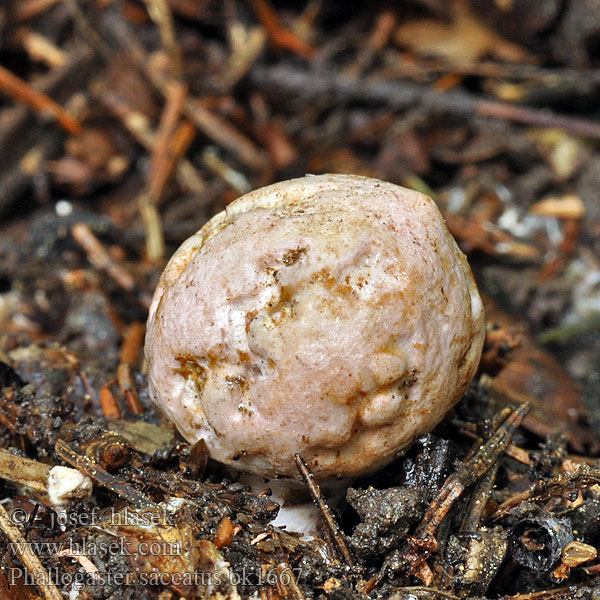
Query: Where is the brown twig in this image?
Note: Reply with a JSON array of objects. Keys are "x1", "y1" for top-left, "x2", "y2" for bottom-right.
[
  {"x1": 249, "y1": 0, "x2": 316, "y2": 59},
  {"x1": 66, "y1": 0, "x2": 114, "y2": 62},
  {"x1": 148, "y1": 82, "x2": 190, "y2": 202},
  {"x1": 294, "y1": 453, "x2": 354, "y2": 569},
  {"x1": 0, "y1": 64, "x2": 82, "y2": 135},
  {"x1": 250, "y1": 65, "x2": 600, "y2": 140},
  {"x1": 184, "y1": 96, "x2": 268, "y2": 170},
  {"x1": 221, "y1": 25, "x2": 266, "y2": 90},
  {"x1": 11, "y1": 0, "x2": 61, "y2": 21},
  {"x1": 376, "y1": 403, "x2": 530, "y2": 585},
  {"x1": 0, "y1": 503, "x2": 63, "y2": 600},
  {"x1": 488, "y1": 467, "x2": 600, "y2": 523},
  {"x1": 141, "y1": 113, "x2": 197, "y2": 261},
  {"x1": 55, "y1": 439, "x2": 156, "y2": 509},
  {"x1": 14, "y1": 28, "x2": 67, "y2": 68},
  {"x1": 139, "y1": 193, "x2": 166, "y2": 263},
  {"x1": 505, "y1": 587, "x2": 592, "y2": 600},
  {"x1": 100, "y1": 383, "x2": 121, "y2": 419},
  {"x1": 460, "y1": 463, "x2": 498, "y2": 534},
  {"x1": 119, "y1": 321, "x2": 145, "y2": 366},
  {"x1": 413, "y1": 403, "x2": 530, "y2": 545},
  {"x1": 345, "y1": 9, "x2": 396, "y2": 78},
  {"x1": 452, "y1": 419, "x2": 534, "y2": 466},
  {"x1": 71, "y1": 223, "x2": 152, "y2": 309},
  {"x1": 95, "y1": 86, "x2": 206, "y2": 196},
  {"x1": 117, "y1": 363, "x2": 143, "y2": 416},
  {"x1": 276, "y1": 562, "x2": 307, "y2": 600},
  {"x1": 477, "y1": 100, "x2": 600, "y2": 139},
  {"x1": 141, "y1": 0, "x2": 183, "y2": 79},
  {"x1": 0, "y1": 449, "x2": 51, "y2": 493},
  {"x1": 107, "y1": 22, "x2": 269, "y2": 170}
]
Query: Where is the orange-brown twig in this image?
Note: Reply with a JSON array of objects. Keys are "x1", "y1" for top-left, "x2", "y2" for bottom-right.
[
  {"x1": 0, "y1": 64, "x2": 82, "y2": 134},
  {"x1": 100, "y1": 383, "x2": 121, "y2": 419},
  {"x1": 150, "y1": 120, "x2": 196, "y2": 202},
  {"x1": 250, "y1": 0, "x2": 316, "y2": 59},
  {"x1": 149, "y1": 81, "x2": 188, "y2": 201},
  {"x1": 117, "y1": 363, "x2": 143, "y2": 416},
  {"x1": 119, "y1": 321, "x2": 145, "y2": 366}
]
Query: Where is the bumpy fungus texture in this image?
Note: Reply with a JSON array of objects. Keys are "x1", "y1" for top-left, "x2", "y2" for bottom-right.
[{"x1": 146, "y1": 174, "x2": 485, "y2": 479}]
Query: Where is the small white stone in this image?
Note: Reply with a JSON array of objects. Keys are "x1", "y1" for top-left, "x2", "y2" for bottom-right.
[
  {"x1": 55, "y1": 200, "x2": 73, "y2": 217},
  {"x1": 47, "y1": 466, "x2": 93, "y2": 506}
]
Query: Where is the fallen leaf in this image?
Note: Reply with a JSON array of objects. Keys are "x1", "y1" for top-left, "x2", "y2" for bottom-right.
[{"x1": 395, "y1": 0, "x2": 529, "y2": 65}]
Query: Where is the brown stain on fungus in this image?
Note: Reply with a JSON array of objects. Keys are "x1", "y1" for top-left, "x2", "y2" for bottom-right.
[
  {"x1": 225, "y1": 375, "x2": 249, "y2": 392},
  {"x1": 282, "y1": 247, "x2": 307, "y2": 266},
  {"x1": 174, "y1": 355, "x2": 207, "y2": 394}
]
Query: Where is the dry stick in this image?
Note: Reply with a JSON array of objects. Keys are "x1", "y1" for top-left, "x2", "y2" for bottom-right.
[
  {"x1": 488, "y1": 467, "x2": 600, "y2": 523},
  {"x1": 345, "y1": 9, "x2": 397, "y2": 78},
  {"x1": 141, "y1": 83, "x2": 193, "y2": 261},
  {"x1": 139, "y1": 193, "x2": 166, "y2": 263},
  {"x1": 66, "y1": 0, "x2": 114, "y2": 62},
  {"x1": 221, "y1": 26, "x2": 266, "y2": 90},
  {"x1": 203, "y1": 146, "x2": 252, "y2": 194},
  {"x1": 71, "y1": 223, "x2": 152, "y2": 310},
  {"x1": 16, "y1": 28, "x2": 67, "y2": 69},
  {"x1": 477, "y1": 100, "x2": 600, "y2": 138},
  {"x1": 95, "y1": 87, "x2": 206, "y2": 197},
  {"x1": 117, "y1": 363, "x2": 143, "y2": 415},
  {"x1": 0, "y1": 503, "x2": 63, "y2": 600},
  {"x1": 141, "y1": 0, "x2": 182, "y2": 79},
  {"x1": 0, "y1": 449, "x2": 51, "y2": 493},
  {"x1": 250, "y1": 65, "x2": 600, "y2": 140},
  {"x1": 183, "y1": 96, "x2": 268, "y2": 170},
  {"x1": 123, "y1": 0, "x2": 182, "y2": 262},
  {"x1": 294, "y1": 454, "x2": 354, "y2": 569},
  {"x1": 276, "y1": 562, "x2": 307, "y2": 600},
  {"x1": 506, "y1": 587, "x2": 589, "y2": 600},
  {"x1": 100, "y1": 384, "x2": 121, "y2": 419},
  {"x1": 55, "y1": 439, "x2": 156, "y2": 509},
  {"x1": 79, "y1": 11, "x2": 267, "y2": 170},
  {"x1": 151, "y1": 119, "x2": 197, "y2": 201},
  {"x1": 375, "y1": 403, "x2": 531, "y2": 586},
  {"x1": 453, "y1": 419, "x2": 534, "y2": 466},
  {"x1": 459, "y1": 462, "x2": 498, "y2": 534},
  {"x1": 413, "y1": 403, "x2": 530, "y2": 545},
  {"x1": 249, "y1": 0, "x2": 316, "y2": 59},
  {"x1": 0, "y1": 64, "x2": 82, "y2": 135},
  {"x1": 149, "y1": 81, "x2": 189, "y2": 201},
  {"x1": 119, "y1": 321, "x2": 145, "y2": 366},
  {"x1": 0, "y1": 46, "x2": 92, "y2": 153},
  {"x1": 108, "y1": 22, "x2": 269, "y2": 170}
]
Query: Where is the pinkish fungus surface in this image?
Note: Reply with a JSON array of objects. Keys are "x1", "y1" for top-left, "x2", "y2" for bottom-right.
[{"x1": 145, "y1": 174, "x2": 485, "y2": 479}]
